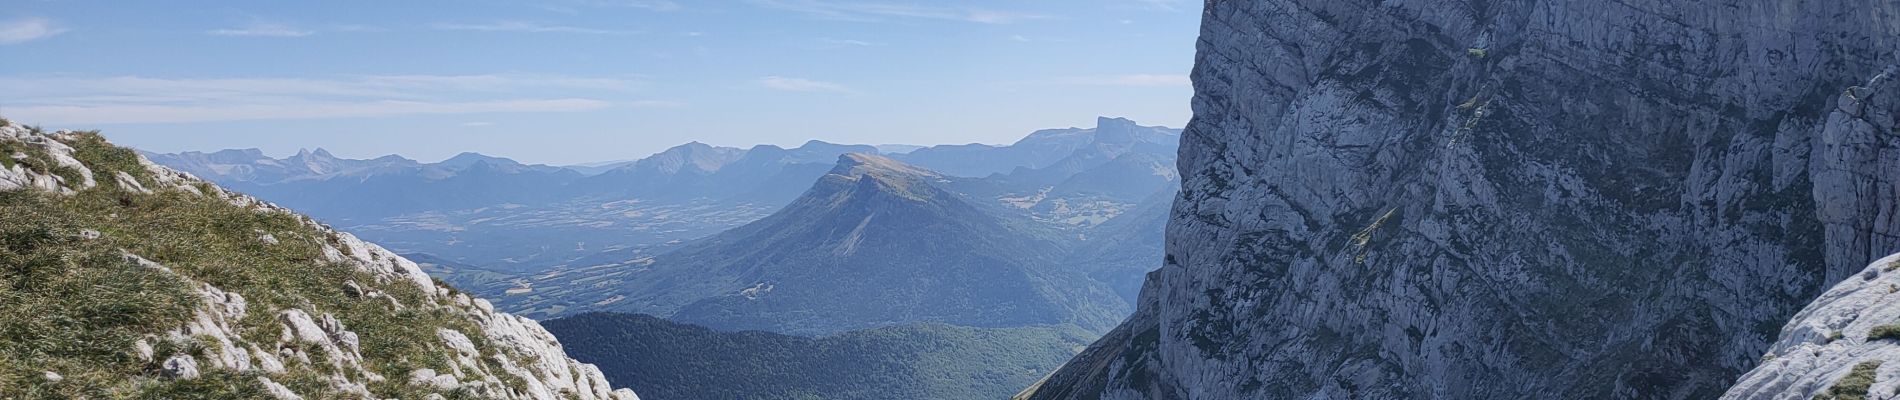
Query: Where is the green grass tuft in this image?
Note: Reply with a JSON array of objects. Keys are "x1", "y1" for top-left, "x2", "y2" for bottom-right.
[
  {"x1": 1813, "y1": 360, "x2": 1882, "y2": 400},
  {"x1": 1866, "y1": 324, "x2": 1900, "y2": 341}
]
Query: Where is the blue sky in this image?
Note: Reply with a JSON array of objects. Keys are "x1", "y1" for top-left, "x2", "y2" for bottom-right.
[{"x1": 0, "y1": 0, "x2": 1200, "y2": 164}]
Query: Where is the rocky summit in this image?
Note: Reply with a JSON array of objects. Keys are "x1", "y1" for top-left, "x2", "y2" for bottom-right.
[
  {"x1": 1023, "y1": 0, "x2": 1900, "y2": 399},
  {"x1": 0, "y1": 120, "x2": 636, "y2": 399}
]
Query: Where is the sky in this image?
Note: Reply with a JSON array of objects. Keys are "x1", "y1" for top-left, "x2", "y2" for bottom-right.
[{"x1": 0, "y1": 0, "x2": 1202, "y2": 165}]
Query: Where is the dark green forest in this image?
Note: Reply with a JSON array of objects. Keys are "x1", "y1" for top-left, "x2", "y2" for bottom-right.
[{"x1": 544, "y1": 313, "x2": 1095, "y2": 400}]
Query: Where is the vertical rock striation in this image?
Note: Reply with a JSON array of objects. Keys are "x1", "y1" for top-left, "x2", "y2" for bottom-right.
[{"x1": 1026, "y1": 0, "x2": 1900, "y2": 399}]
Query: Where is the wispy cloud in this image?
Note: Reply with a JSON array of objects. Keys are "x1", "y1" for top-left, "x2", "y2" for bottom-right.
[
  {"x1": 330, "y1": 24, "x2": 388, "y2": 33},
  {"x1": 460, "y1": 121, "x2": 496, "y2": 127},
  {"x1": 750, "y1": 0, "x2": 1047, "y2": 24},
  {"x1": 207, "y1": 22, "x2": 314, "y2": 37},
  {"x1": 580, "y1": 0, "x2": 682, "y2": 11},
  {"x1": 0, "y1": 74, "x2": 650, "y2": 124},
  {"x1": 431, "y1": 21, "x2": 640, "y2": 35},
  {"x1": 758, "y1": 76, "x2": 853, "y2": 93},
  {"x1": 1046, "y1": 74, "x2": 1190, "y2": 87},
  {"x1": 819, "y1": 38, "x2": 878, "y2": 47},
  {"x1": 625, "y1": 100, "x2": 688, "y2": 108},
  {"x1": 0, "y1": 18, "x2": 69, "y2": 44},
  {"x1": 1129, "y1": 0, "x2": 1188, "y2": 12},
  {"x1": 14, "y1": 100, "x2": 611, "y2": 124}
]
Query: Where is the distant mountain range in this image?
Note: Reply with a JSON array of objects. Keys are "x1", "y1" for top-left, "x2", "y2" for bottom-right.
[
  {"x1": 133, "y1": 116, "x2": 1185, "y2": 396},
  {"x1": 146, "y1": 149, "x2": 583, "y2": 221},
  {"x1": 146, "y1": 117, "x2": 1181, "y2": 277},
  {"x1": 147, "y1": 117, "x2": 1180, "y2": 336}
]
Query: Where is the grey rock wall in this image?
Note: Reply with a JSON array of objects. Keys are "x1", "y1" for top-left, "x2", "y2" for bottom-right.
[{"x1": 1026, "y1": 0, "x2": 1900, "y2": 398}]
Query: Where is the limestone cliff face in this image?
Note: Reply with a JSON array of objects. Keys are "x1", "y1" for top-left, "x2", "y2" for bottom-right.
[
  {"x1": 1723, "y1": 64, "x2": 1900, "y2": 400},
  {"x1": 1025, "y1": 0, "x2": 1900, "y2": 399},
  {"x1": 0, "y1": 121, "x2": 638, "y2": 399}
]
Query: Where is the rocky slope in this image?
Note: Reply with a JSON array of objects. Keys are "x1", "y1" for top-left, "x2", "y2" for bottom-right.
[
  {"x1": 1024, "y1": 0, "x2": 1899, "y2": 399},
  {"x1": 0, "y1": 120, "x2": 636, "y2": 399},
  {"x1": 1724, "y1": 253, "x2": 1900, "y2": 400}
]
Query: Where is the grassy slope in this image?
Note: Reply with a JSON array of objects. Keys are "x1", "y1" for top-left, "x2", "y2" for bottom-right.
[
  {"x1": 0, "y1": 128, "x2": 520, "y2": 398},
  {"x1": 544, "y1": 312, "x2": 1094, "y2": 400}
]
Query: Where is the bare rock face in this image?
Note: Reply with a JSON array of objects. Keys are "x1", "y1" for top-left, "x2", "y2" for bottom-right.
[
  {"x1": 1725, "y1": 66, "x2": 1900, "y2": 399},
  {"x1": 1025, "y1": 0, "x2": 1900, "y2": 399}
]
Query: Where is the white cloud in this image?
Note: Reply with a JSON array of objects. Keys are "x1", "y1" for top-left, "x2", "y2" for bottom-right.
[
  {"x1": 625, "y1": 100, "x2": 688, "y2": 108},
  {"x1": 819, "y1": 38, "x2": 877, "y2": 47},
  {"x1": 207, "y1": 22, "x2": 314, "y2": 37},
  {"x1": 431, "y1": 21, "x2": 640, "y2": 35},
  {"x1": 1129, "y1": 0, "x2": 1188, "y2": 12},
  {"x1": 12, "y1": 99, "x2": 611, "y2": 124},
  {"x1": 331, "y1": 24, "x2": 388, "y2": 33},
  {"x1": 1047, "y1": 74, "x2": 1191, "y2": 87},
  {"x1": 0, "y1": 18, "x2": 68, "y2": 44},
  {"x1": 758, "y1": 76, "x2": 852, "y2": 93},
  {"x1": 583, "y1": 0, "x2": 682, "y2": 11},
  {"x1": 0, "y1": 75, "x2": 641, "y2": 100},
  {"x1": 750, "y1": 0, "x2": 1047, "y2": 24},
  {"x1": 0, "y1": 74, "x2": 650, "y2": 124},
  {"x1": 1010, "y1": 35, "x2": 1032, "y2": 42}
]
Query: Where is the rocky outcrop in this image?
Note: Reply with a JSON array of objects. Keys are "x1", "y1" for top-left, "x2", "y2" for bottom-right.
[
  {"x1": 1724, "y1": 253, "x2": 1900, "y2": 399},
  {"x1": 1025, "y1": 0, "x2": 1900, "y2": 399},
  {"x1": 0, "y1": 121, "x2": 637, "y2": 399},
  {"x1": 1725, "y1": 67, "x2": 1900, "y2": 398}
]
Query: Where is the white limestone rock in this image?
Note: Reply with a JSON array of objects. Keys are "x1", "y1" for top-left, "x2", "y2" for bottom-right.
[
  {"x1": 1724, "y1": 253, "x2": 1900, "y2": 399},
  {"x1": 162, "y1": 355, "x2": 200, "y2": 379}
]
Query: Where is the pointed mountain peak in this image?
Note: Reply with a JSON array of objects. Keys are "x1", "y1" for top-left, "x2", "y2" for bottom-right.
[{"x1": 292, "y1": 147, "x2": 338, "y2": 160}]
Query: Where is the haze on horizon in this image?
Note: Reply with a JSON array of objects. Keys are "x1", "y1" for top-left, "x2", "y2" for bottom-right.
[{"x1": 0, "y1": 0, "x2": 1201, "y2": 165}]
